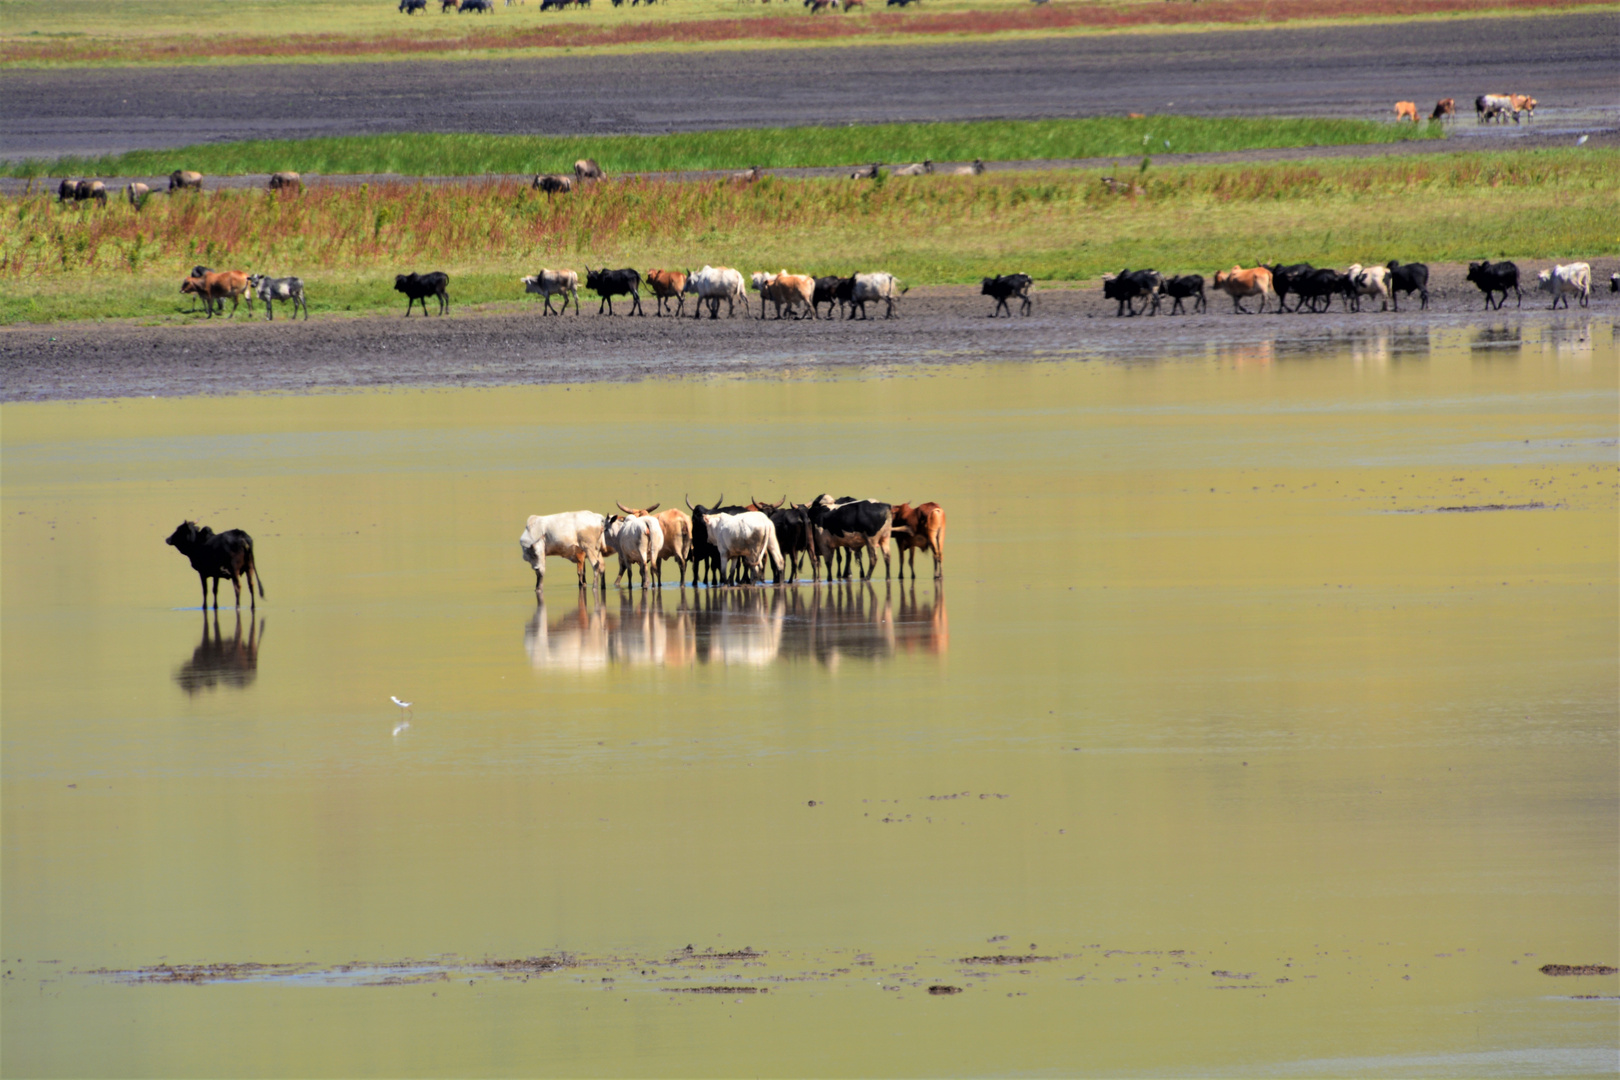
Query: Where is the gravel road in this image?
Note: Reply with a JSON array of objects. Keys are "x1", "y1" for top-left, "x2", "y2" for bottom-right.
[{"x1": 2, "y1": 12, "x2": 1614, "y2": 160}]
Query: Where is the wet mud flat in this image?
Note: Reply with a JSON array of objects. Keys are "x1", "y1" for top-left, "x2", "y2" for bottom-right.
[
  {"x1": 2, "y1": 262, "x2": 1614, "y2": 402},
  {"x1": 2, "y1": 13, "x2": 1616, "y2": 159}
]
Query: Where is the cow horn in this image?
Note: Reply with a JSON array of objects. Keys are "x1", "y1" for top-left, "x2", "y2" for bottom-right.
[
  {"x1": 616, "y1": 501, "x2": 635, "y2": 514},
  {"x1": 685, "y1": 493, "x2": 695, "y2": 510},
  {"x1": 714, "y1": 494, "x2": 723, "y2": 509},
  {"x1": 644, "y1": 502, "x2": 659, "y2": 513}
]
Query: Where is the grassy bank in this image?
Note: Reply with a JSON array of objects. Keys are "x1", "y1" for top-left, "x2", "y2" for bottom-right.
[
  {"x1": 1, "y1": 0, "x2": 1607, "y2": 66},
  {"x1": 1, "y1": 149, "x2": 1612, "y2": 324},
  {"x1": 4, "y1": 118, "x2": 1443, "y2": 180}
]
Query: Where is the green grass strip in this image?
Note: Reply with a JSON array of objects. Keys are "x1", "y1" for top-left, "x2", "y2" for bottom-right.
[{"x1": 3, "y1": 116, "x2": 1442, "y2": 178}]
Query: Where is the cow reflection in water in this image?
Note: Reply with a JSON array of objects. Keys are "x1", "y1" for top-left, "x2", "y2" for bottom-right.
[
  {"x1": 524, "y1": 584, "x2": 946, "y2": 671},
  {"x1": 175, "y1": 612, "x2": 264, "y2": 694}
]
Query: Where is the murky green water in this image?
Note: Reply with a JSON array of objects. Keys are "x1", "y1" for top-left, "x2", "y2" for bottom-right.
[{"x1": 4, "y1": 322, "x2": 1617, "y2": 1077}]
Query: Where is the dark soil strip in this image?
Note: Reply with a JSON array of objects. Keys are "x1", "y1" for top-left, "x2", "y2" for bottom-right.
[{"x1": 1541, "y1": 964, "x2": 1619, "y2": 976}]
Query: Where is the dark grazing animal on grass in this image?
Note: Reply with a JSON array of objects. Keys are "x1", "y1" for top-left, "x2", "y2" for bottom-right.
[
  {"x1": 812, "y1": 275, "x2": 850, "y2": 319},
  {"x1": 1158, "y1": 273, "x2": 1206, "y2": 315},
  {"x1": 532, "y1": 173, "x2": 573, "y2": 198},
  {"x1": 1266, "y1": 263, "x2": 1316, "y2": 312},
  {"x1": 400, "y1": 0, "x2": 427, "y2": 11},
  {"x1": 1103, "y1": 269, "x2": 1161, "y2": 316},
  {"x1": 1291, "y1": 268, "x2": 1354, "y2": 312},
  {"x1": 585, "y1": 267, "x2": 644, "y2": 316},
  {"x1": 1465, "y1": 260, "x2": 1520, "y2": 310},
  {"x1": 981, "y1": 273, "x2": 1034, "y2": 317},
  {"x1": 1385, "y1": 260, "x2": 1429, "y2": 311},
  {"x1": 395, "y1": 271, "x2": 450, "y2": 315},
  {"x1": 166, "y1": 521, "x2": 266, "y2": 611}
]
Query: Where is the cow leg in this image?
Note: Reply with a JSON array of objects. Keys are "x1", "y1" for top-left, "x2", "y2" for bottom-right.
[
  {"x1": 198, "y1": 572, "x2": 209, "y2": 610},
  {"x1": 632, "y1": 292, "x2": 644, "y2": 316}
]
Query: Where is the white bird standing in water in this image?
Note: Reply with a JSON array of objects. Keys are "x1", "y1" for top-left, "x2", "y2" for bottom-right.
[
  {"x1": 390, "y1": 696, "x2": 412, "y2": 736},
  {"x1": 391, "y1": 696, "x2": 412, "y2": 713}
]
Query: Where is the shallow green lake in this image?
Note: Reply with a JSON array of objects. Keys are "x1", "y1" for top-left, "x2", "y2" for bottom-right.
[{"x1": 3, "y1": 321, "x2": 1616, "y2": 1077}]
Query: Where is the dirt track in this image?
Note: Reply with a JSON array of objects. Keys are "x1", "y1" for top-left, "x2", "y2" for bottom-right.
[
  {"x1": 2, "y1": 262, "x2": 1613, "y2": 402},
  {"x1": 2, "y1": 12, "x2": 1615, "y2": 160}
]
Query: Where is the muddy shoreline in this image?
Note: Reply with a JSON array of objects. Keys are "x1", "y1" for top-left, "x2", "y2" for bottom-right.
[{"x1": 2, "y1": 262, "x2": 1613, "y2": 402}]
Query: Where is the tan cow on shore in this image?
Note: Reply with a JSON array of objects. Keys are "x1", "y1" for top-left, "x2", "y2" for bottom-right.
[
  {"x1": 1212, "y1": 265, "x2": 1274, "y2": 313},
  {"x1": 182, "y1": 270, "x2": 252, "y2": 318},
  {"x1": 1393, "y1": 101, "x2": 1419, "y2": 123},
  {"x1": 755, "y1": 271, "x2": 816, "y2": 319},
  {"x1": 645, "y1": 269, "x2": 688, "y2": 317}
]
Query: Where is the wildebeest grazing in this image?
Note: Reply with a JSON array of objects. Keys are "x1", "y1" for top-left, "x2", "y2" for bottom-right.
[
  {"x1": 522, "y1": 269, "x2": 580, "y2": 315},
  {"x1": 169, "y1": 169, "x2": 203, "y2": 192},
  {"x1": 395, "y1": 271, "x2": 450, "y2": 316},
  {"x1": 268, "y1": 171, "x2": 302, "y2": 192},
  {"x1": 981, "y1": 273, "x2": 1034, "y2": 317},
  {"x1": 532, "y1": 173, "x2": 573, "y2": 198},
  {"x1": 1536, "y1": 262, "x2": 1591, "y2": 309},
  {"x1": 166, "y1": 521, "x2": 265, "y2": 611},
  {"x1": 1212, "y1": 265, "x2": 1274, "y2": 313},
  {"x1": 585, "y1": 267, "x2": 644, "y2": 316},
  {"x1": 1385, "y1": 260, "x2": 1429, "y2": 311},
  {"x1": 126, "y1": 182, "x2": 150, "y2": 209},
  {"x1": 250, "y1": 274, "x2": 308, "y2": 320},
  {"x1": 574, "y1": 159, "x2": 606, "y2": 182},
  {"x1": 1103, "y1": 268, "x2": 1161, "y2": 316},
  {"x1": 1158, "y1": 273, "x2": 1206, "y2": 315},
  {"x1": 1465, "y1": 260, "x2": 1520, "y2": 310}
]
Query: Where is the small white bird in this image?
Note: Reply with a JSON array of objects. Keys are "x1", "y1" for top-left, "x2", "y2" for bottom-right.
[
  {"x1": 1576, "y1": 135, "x2": 1589, "y2": 146},
  {"x1": 393, "y1": 721, "x2": 410, "y2": 737},
  {"x1": 390, "y1": 696, "x2": 412, "y2": 713}
]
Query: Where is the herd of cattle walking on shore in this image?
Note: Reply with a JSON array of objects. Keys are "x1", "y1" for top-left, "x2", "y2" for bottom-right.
[{"x1": 163, "y1": 494, "x2": 946, "y2": 613}]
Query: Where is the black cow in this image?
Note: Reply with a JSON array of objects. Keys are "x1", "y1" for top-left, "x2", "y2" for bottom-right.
[
  {"x1": 982, "y1": 273, "x2": 1034, "y2": 317},
  {"x1": 1158, "y1": 274, "x2": 1205, "y2": 315},
  {"x1": 831, "y1": 276, "x2": 859, "y2": 319},
  {"x1": 1267, "y1": 263, "x2": 1316, "y2": 313},
  {"x1": 806, "y1": 495, "x2": 892, "y2": 581},
  {"x1": 399, "y1": 0, "x2": 427, "y2": 12},
  {"x1": 1102, "y1": 269, "x2": 1160, "y2": 316},
  {"x1": 762, "y1": 502, "x2": 820, "y2": 583},
  {"x1": 811, "y1": 276, "x2": 847, "y2": 320},
  {"x1": 459, "y1": 0, "x2": 491, "y2": 11},
  {"x1": 1466, "y1": 261, "x2": 1520, "y2": 310},
  {"x1": 1293, "y1": 268, "x2": 1354, "y2": 313},
  {"x1": 585, "y1": 267, "x2": 643, "y2": 316},
  {"x1": 165, "y1": 521, "x2": 266, "y2": 611},
  {"x1": 1385, "y1": 260, "x2": 1429, "y2": 311},
  {"x1": 395, "y1": 271, "x2": 449, "y2": 315}
]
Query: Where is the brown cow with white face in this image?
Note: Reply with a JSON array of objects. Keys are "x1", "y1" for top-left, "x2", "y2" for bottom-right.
[{"x1": 890, "y1": 502, "x2": 947, "y2": 580}]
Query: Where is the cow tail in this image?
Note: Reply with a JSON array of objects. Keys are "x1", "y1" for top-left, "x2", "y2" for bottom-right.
[
  {"x1": 247, "y1": 542, "x2": 266, "y2": 598},
  {"x1": 766, "y1": 528, "x2": 784, "y2": 577}
]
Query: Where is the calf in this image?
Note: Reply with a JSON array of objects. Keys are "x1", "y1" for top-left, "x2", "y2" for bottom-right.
[
  {"x1": 645, "y1": 269, "x2": 688, "y2": 317},
  {"x1": 522, "y1": 269, "x2": 580, "y2": 315},
  {"x1": 250, "y1": 274, "x2": 308, "y2": 320},
  {"x1": 169, "y1": 169, "x2": 204, "y2": 192},
  {"x1": 166, "y1": 521, "x2": 265, "y2": 611},
  {"x1": 1535, "y1": 262, "x2": 1591, "y2": 309},
  {"x1": 1385, "y1": 260, "x2": 1429, "y2": 311},
  {"x1": 1212, "y1": 265, "x2": 1274, "y2": 313},
  {"x1": 849, "y1": 162, "x2": 881, "y2": 180},
  {"x1": 982, "y1": 273, "x2": 1034, "y2": 317},
  {"x1": 953, "y1": 159, "x2": 986, "y2": 175},
  {"x1": 1510, "y1": 94, "x2": 1536, "y2": 121},
  {"x1": 585, "y1": 267, "x2": 644, "y2": 315},
  {"x1": 891, "y1": 160, "x2": 933, "y2": 176},
  {"x1": 1465, "y1": 260, "x2": 1520, "y2": 310},
  {"x1": 1102, "y1": 268, "x2": 1161, "y2": 316},
  {"x1": 1158, "y1": 273, "x2": 1206, "y2": 315},
  {"x1": 890, "y1": 501, "x2": 946, "y2": 580},
  {"x1": 395, "y1": 270, "x2": 450, "y2": 315}
]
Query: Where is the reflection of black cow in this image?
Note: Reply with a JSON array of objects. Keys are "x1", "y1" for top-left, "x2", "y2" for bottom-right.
[
  {"x1": 165, "y1": 521, "x2": 265, "y2": 610},
  {"x1": 585, "y1": 267, "x2": 643, "y2": 316},
  {"x1": 981, "y1": 273, "x2": 1034, "y2": 317},
  {"x1": 1103, "y1": 269, "x2": 1160, "y2": 316},
  {"x1": 176, "y1": 613, "x2": 264, "y2": 695},
  {"x1": 1385, "y1": 260, "x2": 1430, "y2": 311},
  {"x1": 1466, "y1": 260, "x2": 1520, "y2": 310},
  {"x1": 394, "y1": 270, "x2": 449, "y2": 316}
]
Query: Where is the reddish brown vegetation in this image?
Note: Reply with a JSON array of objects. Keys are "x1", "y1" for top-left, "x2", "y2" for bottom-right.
[{"x1": 2, "y1": 0, "x2": 1605, "y2": 64}]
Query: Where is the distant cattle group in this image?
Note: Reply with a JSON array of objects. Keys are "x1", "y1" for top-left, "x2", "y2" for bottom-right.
[
  {"x1": 519, "y1": 493, "x2": 947, "y2": 599},
  {"x1": 1392, "y1": 93, "x2": 1536, "y2": 125}
]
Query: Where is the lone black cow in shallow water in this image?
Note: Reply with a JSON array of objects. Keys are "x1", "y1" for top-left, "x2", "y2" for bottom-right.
[{"x1": 166, "y1": 522, "x2": 266, "y2": 611}]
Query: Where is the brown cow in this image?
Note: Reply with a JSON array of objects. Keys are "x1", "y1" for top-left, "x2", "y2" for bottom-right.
[
  {"x1": 169, "y1": 169, "x2": 204, "y2": 192},
  {"x1": 645, "y1": 269, "x2": 689, "y2": 317},
  {"x1": 1510, "y1": 94, "x2": 1537, "y2": 120},
  {"x1": 182, "y1": 270, "x2": 252, "y2": 318},
  {"x1": 1393, "y1": 101, "x2": 1419, "y2": 123},
  {"x1": 616, "y1": 502, "x2": 694, "y2": 587},
  {"x1": 1212, "y1": 265, "x2": 1274, "y2": 313},
  {"x1": 1431, "y1": 97, "x2": 1456, "y2": 120},
  {"x1": 758, "y1": 271, "x2": 815, "y2": 320},
  {"x1": 891, "y1": 502, "x2": 946, "y2": 580}
]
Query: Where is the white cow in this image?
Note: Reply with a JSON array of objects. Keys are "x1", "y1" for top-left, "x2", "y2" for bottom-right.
[
  {"x1": 519, "y1": 510, "x2": 606, "y2": 594},
  {"x1": 521, "y1": 269, "x2": 579, "y2": 315},
  {"x1": 1536, "y1": 262, "x2": 1591, "y2": 309},
  {"x1": 696, "y1": 509, "x2": 783, "y2": 585},
  {"x1": 850, "y1": 272, "x2": 905, "y2": 319},
  {"x1": 683, "y1": 265, "x2": 749, "y2": 319},
  {"x1": 617, "y1": 502, "x2": 694, "y2": 587},
  {"x1": 1347, "y1": 263, "x2": 1392, "y2": 312},
  {"x1": 603, "y1": 513, "x2": 665, "y2": 590}
]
